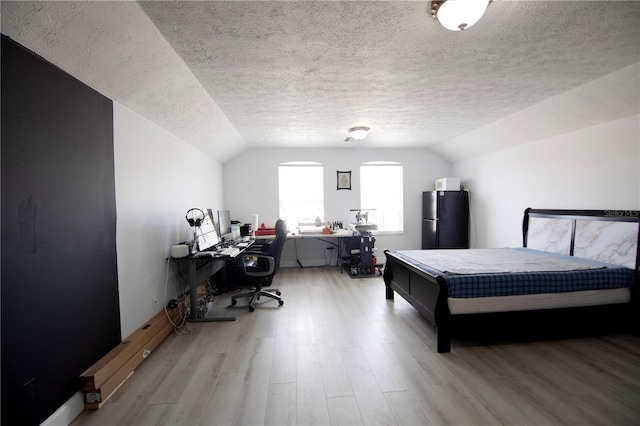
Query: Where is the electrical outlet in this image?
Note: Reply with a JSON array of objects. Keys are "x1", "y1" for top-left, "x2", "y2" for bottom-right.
[
  {"x1": 152, "y1": 298, "x2": 158, "y2": 309},
  {"x1": 22, "y1": 378, "x2": 36, "y2": 403}
]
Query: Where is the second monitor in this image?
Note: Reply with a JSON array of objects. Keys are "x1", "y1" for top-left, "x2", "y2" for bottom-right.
[{"x1": 217, "y1": 209, "x2": 233, "y2": 242}]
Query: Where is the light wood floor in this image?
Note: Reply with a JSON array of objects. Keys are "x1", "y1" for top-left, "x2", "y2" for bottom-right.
[{"x1": 72, "y1": 266, "x2": 640, "y2": 425}]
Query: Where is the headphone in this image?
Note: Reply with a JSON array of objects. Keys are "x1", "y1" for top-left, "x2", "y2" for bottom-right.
[{"x1": 185, "y1": 208, "x2": 205, "y2": 227}]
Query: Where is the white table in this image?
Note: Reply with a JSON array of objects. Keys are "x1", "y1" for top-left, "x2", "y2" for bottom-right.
[{"x1": 254, "y1": 228, "x2": 355, "y2": 271}]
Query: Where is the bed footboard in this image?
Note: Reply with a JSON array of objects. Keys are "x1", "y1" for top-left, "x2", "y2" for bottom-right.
[{"x1": 384, "y1": 250, "x2": 452, "y2": 353}]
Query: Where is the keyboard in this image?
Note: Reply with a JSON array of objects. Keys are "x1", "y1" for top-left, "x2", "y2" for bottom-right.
[
  {"x1": 192, "y1": 251, "x2": 213, "y2": 257},
  {"x1": 219, "y1": 247, "x2": 240, "y2": 257}
]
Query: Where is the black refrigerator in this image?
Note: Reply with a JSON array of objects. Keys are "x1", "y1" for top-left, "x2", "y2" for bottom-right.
[{"x1": 422, "y1": 191, "x2": 469, "y2": 249}]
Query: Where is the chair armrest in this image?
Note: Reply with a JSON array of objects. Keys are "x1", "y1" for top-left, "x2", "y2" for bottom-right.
[
  {"x1": 241, "y1": 253, "x2": 276, "y2": 277},
  {"x1": 247, "y1": 243, "x2": 264, "y2": 251},
  {"x1": 241, "y1": 250, "x2": 265, "y2": 256}
]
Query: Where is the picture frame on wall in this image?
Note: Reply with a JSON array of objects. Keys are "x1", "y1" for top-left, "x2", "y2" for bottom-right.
[{"x1": 337, "y1": 170, "x2": 351, "y2": 190}]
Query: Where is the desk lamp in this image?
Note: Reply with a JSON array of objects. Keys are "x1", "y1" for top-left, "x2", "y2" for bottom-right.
[{"x1": 185, "y1": 208, "x2": 205, "y2": 254}]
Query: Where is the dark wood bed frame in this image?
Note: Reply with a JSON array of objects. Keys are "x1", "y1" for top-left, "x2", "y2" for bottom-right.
[{"x1": 383, "y1": 208, "x2": 640, "y2": 353}]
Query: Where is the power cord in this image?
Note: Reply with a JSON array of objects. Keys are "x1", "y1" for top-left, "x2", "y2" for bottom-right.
[
  {"x1": 324, "y1": 246, "x2": 336, "y2": 266},
  {"x1": 164, "y1": 258, "x2": 190, "y2": 335}
]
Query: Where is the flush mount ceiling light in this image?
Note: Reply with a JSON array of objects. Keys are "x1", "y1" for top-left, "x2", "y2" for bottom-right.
[
  {"x1": 347, "y1": 126, "x2": 370, "y2": 141},
  {"x1": 430, "y1": 0, "x2": 491, "y2": 31}
]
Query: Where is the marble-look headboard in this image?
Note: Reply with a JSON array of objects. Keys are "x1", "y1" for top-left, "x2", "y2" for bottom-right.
[{"x1": 523, "y1": 209, "x2": 640, "y2": 270}]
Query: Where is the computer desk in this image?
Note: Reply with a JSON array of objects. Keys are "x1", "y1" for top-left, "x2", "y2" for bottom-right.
[
  {"x1": 254, "y1": 228, "x2": 354, "y2": 271},
  {"x1": 171, "y1": 241, "x2": 254, "y2": 322}
]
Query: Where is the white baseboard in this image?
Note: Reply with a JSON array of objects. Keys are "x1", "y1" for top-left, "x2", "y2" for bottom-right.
[{"x1": 40, "y1": 391, "x2": 84, "y2": 426}]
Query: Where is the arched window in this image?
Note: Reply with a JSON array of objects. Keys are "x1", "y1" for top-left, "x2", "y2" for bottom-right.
[
  {"x1": 360, "y1": 162, "x2": 403, "y2": 233},
  {"x1": 278, "y1": 162, "x2": 324, "y2": 229}
]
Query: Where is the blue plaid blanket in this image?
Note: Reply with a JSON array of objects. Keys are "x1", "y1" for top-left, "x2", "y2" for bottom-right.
[{"x1": 392, "y1": 248, "x2": 635, "y2": 298}]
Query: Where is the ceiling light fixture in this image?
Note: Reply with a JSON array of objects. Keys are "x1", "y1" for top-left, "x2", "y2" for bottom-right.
[
  {"x1": 430, "y1": 0, "x2": 491, "y2": 31},
  {"x1": 347, "y1": 126, "x2": 370, "y2": 141}
]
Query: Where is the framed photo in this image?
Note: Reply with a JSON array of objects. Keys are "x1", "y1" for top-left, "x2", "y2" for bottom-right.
[{"x1": 337, "y1": 170, "x2": 351, "y2": 190}]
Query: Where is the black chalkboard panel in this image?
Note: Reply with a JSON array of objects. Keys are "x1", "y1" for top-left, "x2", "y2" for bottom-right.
[{"x1": 1, "y1": 35, "x2": 121, "y2": 425}]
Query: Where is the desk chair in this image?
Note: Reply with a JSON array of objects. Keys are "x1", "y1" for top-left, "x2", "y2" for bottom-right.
[{"x1": 230, "y1": 219, "x2": 285, "y2": 312}]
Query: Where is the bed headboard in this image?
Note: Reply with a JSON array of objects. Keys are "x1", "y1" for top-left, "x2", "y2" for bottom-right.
[{"x1": 523, "y1": 208, "x2": 640, "y2": 271}]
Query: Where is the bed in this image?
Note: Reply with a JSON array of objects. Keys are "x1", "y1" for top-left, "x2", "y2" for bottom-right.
[{"x1": 383, "y1": 208, "x2": 639, "y2": 353}]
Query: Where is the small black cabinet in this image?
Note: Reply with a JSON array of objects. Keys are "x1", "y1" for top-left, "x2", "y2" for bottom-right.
[{"x1": 342, "y1": 235, "x2": 383, "y2": 276}]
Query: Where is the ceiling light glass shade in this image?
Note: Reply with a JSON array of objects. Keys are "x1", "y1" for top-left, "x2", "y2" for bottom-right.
[
  {"x1": 348, "y1": 126, "x2": 370, "y2": 140},
  {"x1": 432, "y1": 0, "x2": 490, "y2": 31}
]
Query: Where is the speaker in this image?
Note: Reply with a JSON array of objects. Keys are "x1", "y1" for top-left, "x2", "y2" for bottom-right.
[
  {"x1": 240, "y1": 224, "x2": 252, "y2": 236},
  {"x1": 171, "y1": 244, "x2": 189, "y2": 258}
]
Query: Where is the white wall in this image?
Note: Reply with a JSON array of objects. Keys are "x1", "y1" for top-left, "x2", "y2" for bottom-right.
[
  {"x1": 224, "y1": 147, "x2": 451, "y2": 266},
  {"x1": 453, "y1": 115, "x2": 640, "y2": 249},
  {"x1": 113, "y1": 103, "x2": 224, "y2": 337}
]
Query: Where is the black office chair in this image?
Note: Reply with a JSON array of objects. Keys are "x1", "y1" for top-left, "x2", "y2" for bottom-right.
[{"x1": 230, "y1": 219, "x2": 286, "y2": 311}]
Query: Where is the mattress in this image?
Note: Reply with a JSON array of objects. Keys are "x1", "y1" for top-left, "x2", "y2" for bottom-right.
[{"x1": 392, "y1": 248, "x2": 635, "y2": 299}]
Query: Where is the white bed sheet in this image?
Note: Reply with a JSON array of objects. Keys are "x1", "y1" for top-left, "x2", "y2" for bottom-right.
[{"x1": 448, "y1": 287, "x2": 631, "y2": 315}]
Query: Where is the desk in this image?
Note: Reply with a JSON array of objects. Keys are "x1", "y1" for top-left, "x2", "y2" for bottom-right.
[
  {"x1": 256, "y1": 229, "x2": 382, "y2": 276},
  {"x1": 171, "y1": 241, "x2": 253, "y2": 322},
  {"x1": 255, "y1": 229, "x2": 354, "y2": 271}
]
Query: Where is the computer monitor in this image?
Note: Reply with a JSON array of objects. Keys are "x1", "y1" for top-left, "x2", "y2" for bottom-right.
[
  {"x1": 196, "y1": 208, "x2": 220, "y2": 251},
  {"x1": 217, "y1": 209, "x2": 233, "y2": 242}
]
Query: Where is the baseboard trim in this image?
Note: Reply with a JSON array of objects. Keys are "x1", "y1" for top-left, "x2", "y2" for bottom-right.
[{"x1": 40, "y1": 391, "x2": 84, "y2": 426}]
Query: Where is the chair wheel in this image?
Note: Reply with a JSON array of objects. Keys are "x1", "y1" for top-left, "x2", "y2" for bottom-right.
[
  {"x1": 231, "y1": 299, "x2": 237, "y2": 306},
  {"x1": 249, "y1": 306, "x2": 255, "y2": 312},
  {"x1": 276, "y1": 291, "x2": 281, "y2": 296},
  {"x1": 278, "y1": 300, "x2": 284, "y2": 306}
]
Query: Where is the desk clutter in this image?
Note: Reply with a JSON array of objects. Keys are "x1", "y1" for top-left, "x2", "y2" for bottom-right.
[{"x1": 296, "y1": 219, "x2": 344, "y2": 235}]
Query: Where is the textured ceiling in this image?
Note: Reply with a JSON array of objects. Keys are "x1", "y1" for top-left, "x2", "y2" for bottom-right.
[{"x1": 2, "y1": 1, "x2": 639, "y2": 163}]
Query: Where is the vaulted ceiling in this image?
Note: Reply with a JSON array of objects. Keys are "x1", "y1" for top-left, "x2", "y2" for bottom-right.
[{"x1": 2, "y1": 1, "x2": 639, "y2": 163}]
